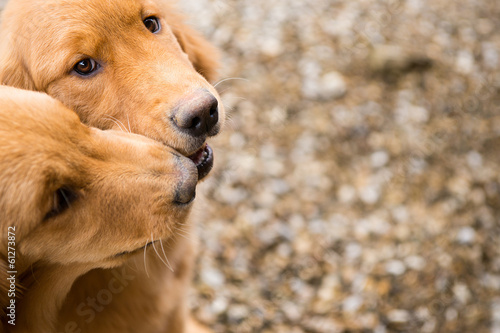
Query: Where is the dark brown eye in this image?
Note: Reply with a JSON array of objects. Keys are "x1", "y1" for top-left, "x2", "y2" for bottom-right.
[
  {"x1": 44, "y1": 187, "x2": 79, "y2": 220},
  {"x1": 73, "y1": 58, "x2": 99, "y2": 76},
  {"x1": 143, "y1": 16, "x2": 161, "y2": 33}
]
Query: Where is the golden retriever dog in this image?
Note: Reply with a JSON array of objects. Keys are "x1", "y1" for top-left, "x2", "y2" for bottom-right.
[
  {"x1": 0, "y1": 86, "x2": 211, "y2": 333},
  {"x1": 0, "y1": 0, "x2": 224, "y2": 332},
  {"x1": 0, "y1": 0, "x2": 223, "y2": 159}
]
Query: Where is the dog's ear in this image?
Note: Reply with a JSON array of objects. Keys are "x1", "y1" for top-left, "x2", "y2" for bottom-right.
[
  {"x1": 0, "y1": 38, "x2": 36, "y2": 90},
  {"x1": 173, "y1": 25, "x2": 220, "y2": 83},
  {"x1": 163, "y1": 7, "x2": 220, "y2": 83}
]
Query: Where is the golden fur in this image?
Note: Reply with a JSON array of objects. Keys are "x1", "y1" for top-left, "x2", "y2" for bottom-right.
[
  {"x1": 0, "y1": 0, "x2": 224, "y2": 332},
  {"x1": 0, "y1": 86, "x2": 206, "y2": 332}
]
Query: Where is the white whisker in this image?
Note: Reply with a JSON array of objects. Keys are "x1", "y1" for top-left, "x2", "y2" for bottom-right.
[
  {"x1": 103, "y1": 117, "x2": 126, "y2": 132},
  {"x1": 176, "y1": 227, "x2": 194, "y2": 236},
  {"x1": 213, "y1": 77, "x2": 249, "y2": 88},
  {"x1": 104, "y1": 115, "x2": 129, "y2": 133},
  {"x1": 143, "y1": 238, "x2": 150, "y2": 278},
  {"x1": 151, "y1": 233, "x2": 174, "y2": 272},
  {"x1": 175, "y1": 232, "x2": 192, "y2": 242},
  {"x1": 125, "y1": 260, "x2": 139, "y2": 273},
  {"x1": 218, "y1": 87, "x2": 233, "y2": 95},
  {"x1": 174, "y1": 227, "x2": 195, "y2": 242},
  {"x1": 159, "y1": 239, "x2": 174, "y2": 272},
  {"x1": 126, "y1": 114, "x2": 132, "y2": 132}
]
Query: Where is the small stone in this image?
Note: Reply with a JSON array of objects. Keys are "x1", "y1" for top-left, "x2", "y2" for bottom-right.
[
  {"x1": 282, "y1": 302, "x2": 302, "y2": 322},
  {"x1": 466, "y1": 150, "x2": 483, "y2": 168},
  {"x1": 211, "y1": 296, "x2": 229, "y2": 314},
  {"x1": 260, "y1": 36, "x2": 283, "y2": 57},
  {"x1": 318, "y1": 275, "x2": 339, "y2": 302},
  {"x1": 318, "y1": 71, "x2": 347, "y2": 99},
  {"x1": 343, "y1": 295, "x2": 363, "y2": 313},
  {"x1": 345, "y1": 242, "x2": 363, "y2": 262},
  {"x1": 387, "y1": 309, "x2": 410, "y2": 323},
  {"x1": 455, "y1": 50, "x2": 474, "y2": 74},
  {"x1": 445, "y1": 308, "x2": 458, "y2": 321},
  {"x1": 302, "y1": 71, "x2": 347, "y2": 100},
  {"x1": 303, "y1": 317, "x2": 342, "y2": 333},
  {"x1": 371, "y1": 150, "x2": 390, "y2": 168},
  {"x1": 229, "y1": 132, "x2": 246, "y2": 148},
  {"x1": 456, "y1": 227, "x2": 476, "y2": 245},
  {"x1": 385, "y1": 260, "x2": 406, "y2": 276},
  {"x1": 216, "y1": 185, "x2": 248, "y2": 205},
  {"x1": 227, "y1": 304, "x2": 249, "y2": 322},
  {"x1": 453, "y1": 283, "x2": 471, "y2": 304},
  {"x1": 492, "y1": 298, "x2": 500, "y2": 328},
  {"x1": 359, "y1": 185, "x2": 380, "y2": 204},
  {"x1": 337, "y1": 184, "x2": 357, "y2": 203},
  {"x1": 276, "y1": 243, "x2": 293, "y2": 258},
  {"x1": 395, "y1": 105, "x2": 429, "y2": 124},
  {"x1": 482, "y1": 42, "x2": 499, "y2": 69},
  {"x1": 374, "y1": 325, "x2": 387, "y2": 333},
  {"x1": 201, "y1": 268, "x2": 225, "y2": 288},
  {"x1": 405, "y1": 255, "x2": 426, "y2": 271},
  {"x1": 391, "y1": 206, "x2": 409, "y2": 223}
]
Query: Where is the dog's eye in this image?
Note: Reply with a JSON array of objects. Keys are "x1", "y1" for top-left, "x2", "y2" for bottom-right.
[
  {"x1": 143, "y1": 16, "x2": 161, "y2": 33},
  {"x1": 45, "y1": 187, "x2": 78, "y2": 220},
  {"x1": 73, "y1": 58, "x2": 100, "y2": 76}
]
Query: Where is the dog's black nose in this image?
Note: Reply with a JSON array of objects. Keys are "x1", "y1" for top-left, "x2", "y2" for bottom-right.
[
  {"x1": 172, "y1": 153, "x2": 198, "y2": 205},
  {"x1": 172, "y1": 90, "x2": 219, "y2": 137},
  {"x1": 174, "y1": 182, "x2": 196, "y2": 205}
]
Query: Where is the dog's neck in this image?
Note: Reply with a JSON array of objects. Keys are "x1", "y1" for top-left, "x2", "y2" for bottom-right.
[
  {"x1": 56, "y1": 239, "x2": 194, "y2": 333},
  {"x1": 5, "y1": 232, "x2": 195, "y2": 333},
  {"x1": 9, "y1": 236, "x2": 193, "y2": 333}
]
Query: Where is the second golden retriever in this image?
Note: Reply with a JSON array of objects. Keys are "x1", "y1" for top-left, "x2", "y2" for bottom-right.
[{"x1": 0, "y1": 85, "x2": 207, "y2": 332}]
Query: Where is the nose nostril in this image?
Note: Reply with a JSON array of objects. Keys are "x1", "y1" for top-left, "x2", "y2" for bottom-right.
[
  {"x1": 190, "y1": 117, "x2": 201, "y2": 129},
  {"x1": 209, "y1": 103, "x2": 217, "y2": 117}
]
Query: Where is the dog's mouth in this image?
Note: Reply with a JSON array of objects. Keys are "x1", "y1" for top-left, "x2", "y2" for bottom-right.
[{"x1": 187, "y1": 143, "x2": 213, "y2": 181}]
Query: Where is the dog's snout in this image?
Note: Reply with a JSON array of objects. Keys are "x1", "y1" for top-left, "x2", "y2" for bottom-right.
[
  {"x1": 174, "y1": 183, "x2": 196, "y2": 205},
  {"x1": 172, "y1": 91, "x2": 219, "y2": 137},
  {"x1": 172, "y1": 153, "x2": 198, "y2": 205}
]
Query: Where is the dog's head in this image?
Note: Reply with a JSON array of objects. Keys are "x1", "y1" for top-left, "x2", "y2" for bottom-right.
[
  {"x1": 0, "y1": 0, "x2": 224, "y2": 161},
  {"x1": 0, "y1": 86, "x2": 200, "y2": 269}
]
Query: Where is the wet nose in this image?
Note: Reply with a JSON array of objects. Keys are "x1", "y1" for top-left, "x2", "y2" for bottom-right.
[
  {"x1": 171, "y1": 90, "x2": 219, "y2": 137},
  {"x1": 172, "y1": 153, "x2": 198, "y2": 205}
]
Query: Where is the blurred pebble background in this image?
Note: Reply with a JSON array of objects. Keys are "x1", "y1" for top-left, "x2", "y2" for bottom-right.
[
  {"x1": 179, "y1": 0, "x2": 500, "y2": 332},
  {"x1": 2, "y1": 0, "x2": 500, "y2": 332}
]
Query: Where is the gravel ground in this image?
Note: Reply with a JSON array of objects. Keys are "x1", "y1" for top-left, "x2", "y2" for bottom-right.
[
  {"x1": 2, "y1": 0, "x2": 500, "y2": 332},
  {"x1": 179, "y1": 1, "x2": 500, "y2": 332}
]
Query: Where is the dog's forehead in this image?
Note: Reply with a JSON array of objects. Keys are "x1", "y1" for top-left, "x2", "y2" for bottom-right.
[
  {"x1": 15, "y1": 0, "x2": 164, "y2": 69},
  {"x1": 39, "y1": 0, "x2": 147, "y2": 27}
]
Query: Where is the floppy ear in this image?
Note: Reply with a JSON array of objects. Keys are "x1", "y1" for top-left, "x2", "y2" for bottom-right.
[
  {"x1": 164, "y1": 7, "x2": 220, "y2": 83},
  {"x1": 0, "y1": 38, "x2": 36, "y2": 90},
  {"x1": 173, "y1": 25, "x2": 220, "y2": 83}
]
